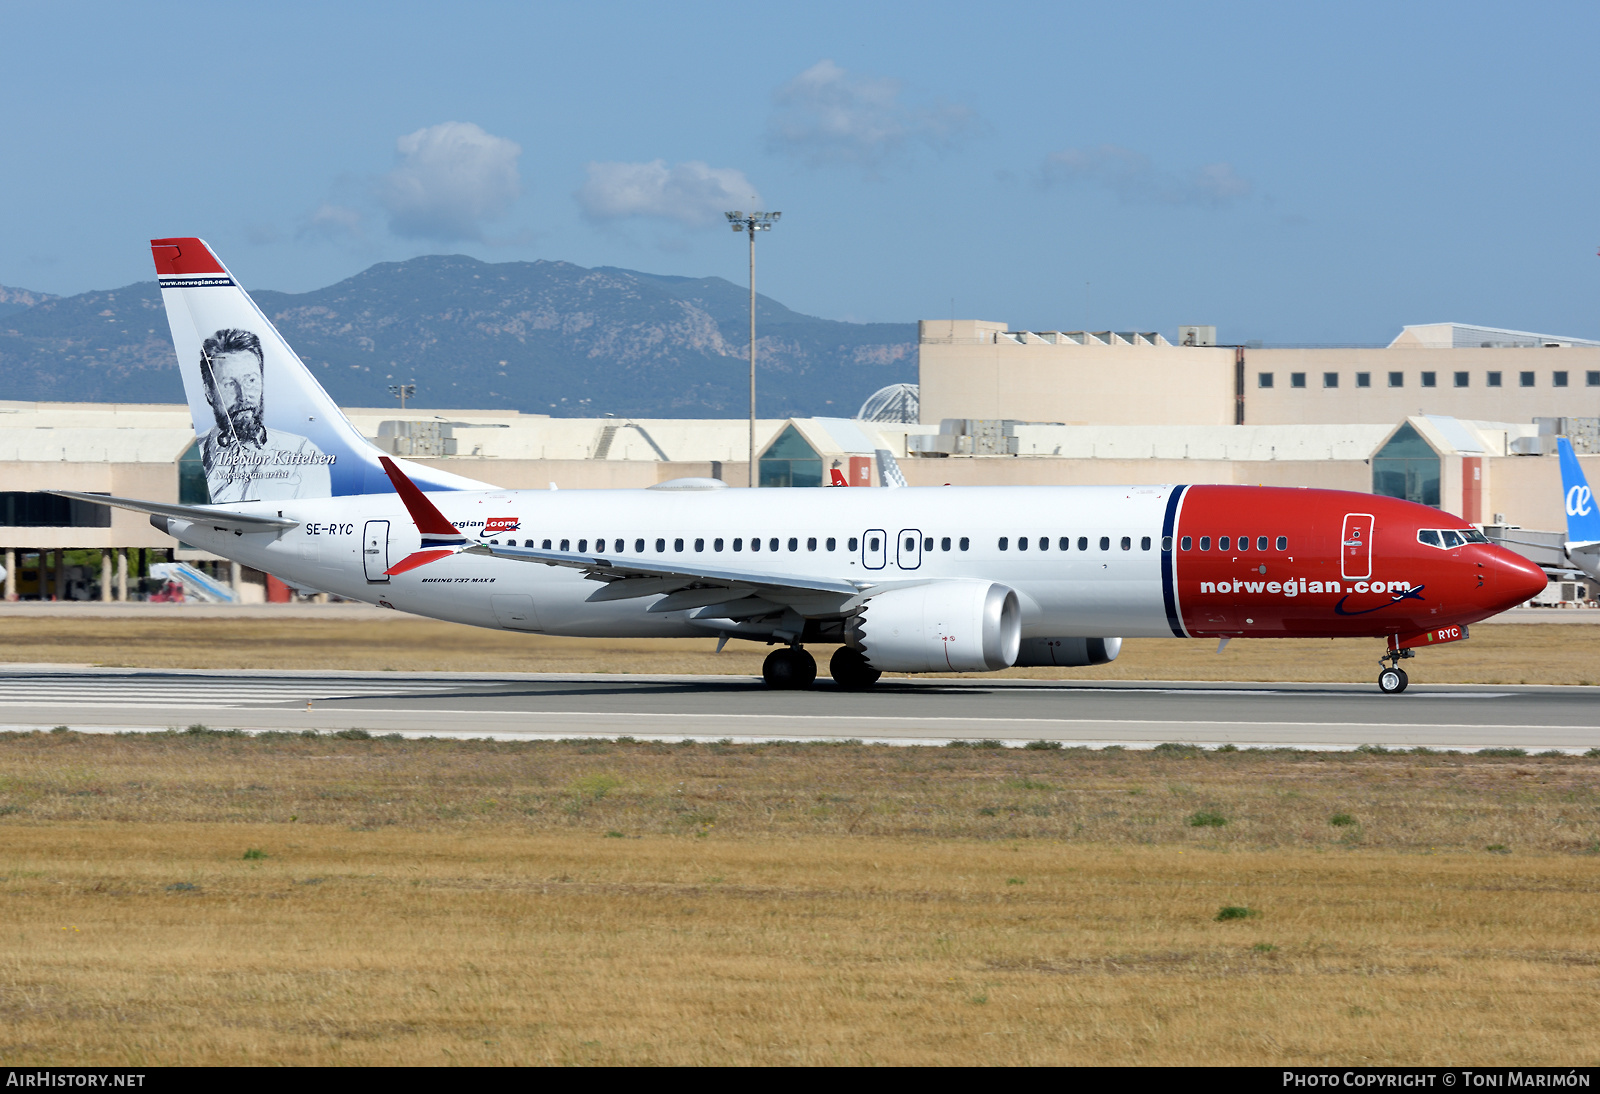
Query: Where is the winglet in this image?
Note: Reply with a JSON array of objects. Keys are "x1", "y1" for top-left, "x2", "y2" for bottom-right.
[
  {"x1": 379, "y1": 456, "x2": 467, "y2": 574},
  {"x1": 379, "y1": 456, "x2": 464, "y2": 542}
]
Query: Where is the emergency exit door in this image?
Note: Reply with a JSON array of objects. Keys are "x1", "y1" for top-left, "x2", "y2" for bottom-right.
[
  {"x1": 363, "y1": 520, "x2": 390, "y2": 583},
  {"x1": 1341, "y1": 513, "x2": 1373, "y2": 580}
]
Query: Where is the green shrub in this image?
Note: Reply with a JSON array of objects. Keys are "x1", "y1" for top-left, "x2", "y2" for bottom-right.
[
  {"x1": 1215, "y1": 905, "x2": 1260, "y2": 921},
  {"x1": 50, "y1": 726, "x2": 70, "y2": 735},
  {"x1": 1477, "y1": 747, "x2": 1527, "y2": 758},
  {"x1": 1356, "y1": 744, "x2": 1391, "y2": 754},
  {"x1": 571, "y1": 774, "x2": 621, "y2": 801},
  {"x1": 1329, "y1": 813, "x2": 1357, "y2": 827},
  {"x1": 241, "y1": 849, "x2": 267, "y2": 860},
  {"x1": 334, "y1": 729, "x2": 371, "y2": 740},
  {"x1": 165, "y1": 882, "x2": 198, "y2": 892},
  {"x1": 1586, "y1": 748, "x2": 1600, "y2": 759},
  {"x1": 945, "y1": 740, "x2": 970, "y2": 749},
  {"x1": 1252, "y1": 942, "x2": 1276, "y2": 952},
  {"x1": 1189, "y1": 810, "x2": 1228, "y2": 828},
  {"x1": 1214, "y1": 743, "x2": 1239, "y2": 753},
  {"x1": 1536, "y1": 750, "x2": 1566, "y2": 758},
  {"x1": 1485, "y1": 844, "x2": 1510, "y2": 854},
  {"x1": 1154, "y1": 742, "x2": 1201, "y2": 755},
  {"x1": 604, "y1": 830, "x2": 625, "y2": 839},
  {"x1": 975, "y1": 739, "x2": 1003, "y2": 750},
  {"x1": 1006, "y1": 877, "x2": 1025, "y2": 885},
  {"x1": 1023, "y1": 740, "x2": 1062, "y2": 750},
  {"x1": 382, "y1": 733, "x2": 404, "y2": 742}
]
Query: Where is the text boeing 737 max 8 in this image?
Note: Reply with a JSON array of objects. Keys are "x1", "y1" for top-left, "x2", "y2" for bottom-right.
[{"x1": 52, "y1": 238, "x2": 1547, "y2": 694}]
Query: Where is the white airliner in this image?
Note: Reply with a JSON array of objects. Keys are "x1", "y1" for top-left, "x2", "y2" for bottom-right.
[{"x1": 51, "y1": 239, "x2": 1545, "y2": 694}]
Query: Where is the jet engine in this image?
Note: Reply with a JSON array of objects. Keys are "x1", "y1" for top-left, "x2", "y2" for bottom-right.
[
  {"x1": 1013, "y1": 636, "x2": 1122, "y2": 667},
  {"x1": 845, "y1": 580, "x2": 1021, "y2": 673}
]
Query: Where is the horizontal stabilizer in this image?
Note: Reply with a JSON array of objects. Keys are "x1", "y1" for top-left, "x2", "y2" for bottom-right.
[{"x1": 46, "y1": 490, "x2": 298, "y2": 531}]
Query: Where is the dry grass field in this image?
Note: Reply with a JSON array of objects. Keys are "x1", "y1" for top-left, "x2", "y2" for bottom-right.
[
  {"x1": 1, "y1": 615, "x2": 1598, "y2": 684},
  {"x1": 3, "y1": 732, "x2": 1600, "y2": 1065}
]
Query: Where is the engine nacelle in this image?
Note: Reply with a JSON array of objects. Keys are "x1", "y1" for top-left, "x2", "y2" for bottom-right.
[
  {"x1": 845, "y1": 580, "x2": 1021, "y2": 673},
  {"x1": 1013, "y1": 636, "x2": 1122, "y2": 667}
]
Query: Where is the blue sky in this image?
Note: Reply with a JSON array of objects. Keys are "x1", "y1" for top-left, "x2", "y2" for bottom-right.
[{"x1": 1, "y1": 1, "x2": 1596, "y2": 343}]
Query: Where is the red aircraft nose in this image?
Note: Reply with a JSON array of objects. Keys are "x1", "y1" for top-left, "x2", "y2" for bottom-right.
[{"x1": 1485, "y1": 547, "x2": 1548, "y2": 612}]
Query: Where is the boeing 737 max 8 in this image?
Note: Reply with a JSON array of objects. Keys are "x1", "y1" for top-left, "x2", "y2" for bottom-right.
[{"x1": 51, "y1": 238, "x2": 1547, "y2": 694}]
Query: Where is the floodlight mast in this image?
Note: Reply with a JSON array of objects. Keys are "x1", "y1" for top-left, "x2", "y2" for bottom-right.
[{"x1": 725, "y1": 210, "x2": 781, "y2": 486}]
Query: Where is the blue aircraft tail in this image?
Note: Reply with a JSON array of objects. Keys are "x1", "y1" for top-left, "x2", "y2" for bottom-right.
[{"x1": 1558, "y1": 437, "x2": 1600, "y2": 543}]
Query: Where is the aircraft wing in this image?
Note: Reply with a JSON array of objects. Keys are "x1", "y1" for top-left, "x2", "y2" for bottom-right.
[
  {"x1": 1567, "y1": 541, "x2": 1600, "y2": 581},
  {"x1": 463, "y1": 542, "x2": 869, "y2": 617},
  {"x1": 45, "y1": 490, "x2": 299, "y2": 531}
]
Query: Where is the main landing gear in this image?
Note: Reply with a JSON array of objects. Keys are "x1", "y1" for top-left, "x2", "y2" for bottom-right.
[
  {"x1": 760, "y1": 646, "x2": 884, "y2": 691},
  {"x1": 762, "y1": 646, "x2": 817, "y2": 690},
  {"x1": 1377, "y1": 648, "x2": 1414, "y2": 694}
]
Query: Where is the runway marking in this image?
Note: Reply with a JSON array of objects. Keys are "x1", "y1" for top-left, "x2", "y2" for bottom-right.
[{"x1": 304, "y1": 708, "x2": 1598, "y2": 733}]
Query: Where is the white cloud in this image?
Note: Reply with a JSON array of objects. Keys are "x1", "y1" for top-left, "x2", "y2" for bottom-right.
[
  {"x1": 1040, "y1": 145, "x2": 1252, "y2": 207},
  {"x1": 379, "y1": 121, "x2": 522, "y2": 242},
  {"x1": 576, "y1": 160, "x2": 759, "y2": 226},
  {"x1": 297, "y1": 203, "x2": 364, "y2": 242},
  {"x1": 768, "y1": 59, "x2": 977, "y2": 168}
]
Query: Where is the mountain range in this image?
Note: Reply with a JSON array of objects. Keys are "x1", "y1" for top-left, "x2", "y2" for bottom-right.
[{"x1": 0, "y1": 257, "x2": 916, "y2": 418}]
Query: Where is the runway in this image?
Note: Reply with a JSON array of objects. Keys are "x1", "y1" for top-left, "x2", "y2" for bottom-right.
[{"x1": 4, "y1": 666, "x2": 1598, "y2": 751}]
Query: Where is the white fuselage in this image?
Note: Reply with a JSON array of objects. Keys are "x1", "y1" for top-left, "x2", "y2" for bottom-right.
[{"x1": 170, "y1": 484, "x2": 1177, "y2": 639}]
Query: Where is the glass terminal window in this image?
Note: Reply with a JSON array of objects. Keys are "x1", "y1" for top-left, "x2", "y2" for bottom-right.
[
  {"x1": 1421, "y1": 372, "x2": 1437, "y2": 388},
  {"x1": 1258, "y1": 372, "x2": 1274, "y2": 388},
  {"x1": 1290, "y1": 373, "x2": 1307, "y2": 388},
  {"x1": 1388, "y1": 372, "x2": 1404, "y2": 388},
  {"x1": 1487, "y1": 372, "x2": 1502, "y2": 387},
  {"x1": 1356, "y1": 372, "x2": 1371, "y2": 388}
]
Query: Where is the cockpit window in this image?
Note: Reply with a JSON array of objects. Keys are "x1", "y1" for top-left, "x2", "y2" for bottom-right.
[
  {"x1": 1440, "y1": 529, "x2": 1464, "y2": 548},
  {"x1": 1461, "y1": 529, "x2": 1489, "y2": 544},
  {"x1": 1418, "y1": 530, "x2": 1441, "y2": 547}
]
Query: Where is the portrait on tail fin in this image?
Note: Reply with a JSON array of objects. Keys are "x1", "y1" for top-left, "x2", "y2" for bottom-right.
[{"x1": 197, "y1": 328, "x2": 333, "y2": 502}]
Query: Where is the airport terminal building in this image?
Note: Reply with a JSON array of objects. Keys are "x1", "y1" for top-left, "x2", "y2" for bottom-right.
[{"x1": 1, "y1": 319, "x2": 1596, "y2": 602}]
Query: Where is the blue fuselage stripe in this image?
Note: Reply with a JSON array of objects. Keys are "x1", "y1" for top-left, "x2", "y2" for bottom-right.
[{"x1": 1160, "y1": 485, "x2": 1188, "y2": 637}]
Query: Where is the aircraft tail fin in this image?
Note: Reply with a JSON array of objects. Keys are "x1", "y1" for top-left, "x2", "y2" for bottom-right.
[
  {"x1": 1558, "y1": 437, "x2": 1600, "y2": 543},
  {"x1": 875, "y1": 448, "x2": 907, "y2": 488},
  {"x1": 151, "y1": 237, "x2": 488, "y2": 502}
]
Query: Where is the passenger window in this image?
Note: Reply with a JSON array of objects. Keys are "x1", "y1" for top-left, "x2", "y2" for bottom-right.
[
  {"x1": 1275, "y1": 536, "x2": 1287, "y2": 551},
  {"x1": 751, "y1": 538, "x2": 761, "y2": 552},
  {"x1": 1238, "y1": 536, "x2": 1249, "y2": 552},
  {"x1": 634, "y1": 538, "x2": 645, "y2": 552},
  {"x1": 489, "y1": 540, "x2": 498, "y2": 546},
  {"x1": 941, "y1": 537, "x2": 951, "y2": 551},
  {"x1": 714, "y1": 538, "x2": 724, "y2": 551},
  {"x1": 577, "y1": 539, "x2": 587, "y2": 552},
  {"x1": 1121, "y1": 536, "x2": 1131, "y2": 550},
  {"x1": 1219, "y1": 536, "x2": 1230, "y2": 551},
  {"x1": 524, "y1": 540, "x2": 534, "y2": 548},
  {"x1": 905, "y1": 536, "x2": 915, "y2": 552},
  {"x1": 612, "y1": 539, "x2": 623, "y2": 553},
  {"x1": 674, "y1": 538, "x2": 684, "y2": 552},
  {"x1": 1256, "y1": 536, "x2": 1268, "y2": 551},
  {"x1": 1441, "y1": 530, "x2": 1463, "y2": 548},
  {"x1": 1418, "y1": 530, "x2": 1441, "y2": 547},
  {"x1": 1059, "y1": 537, "x2": 1068, "y2": 550},
  {"x1": 924, "y1": 537, "x2": 934, "y2": 551},
  {"x1": 655, "y1": 538, "x2": 665, "y2": 552},
  {"x1": 1099, "y1": 536, "x2": 1110, "y2": 551},
  {"x1": 826, "y1": 537, "x2": 836, "y2": 551},
  {"x1": 694, "y1": 538, "x2": 704, "y2": 552},
  {"x1": 999, "y1": 537, "x2": 1009, "y2": 551},
  {"x1": 1038, "y1": 537, "x2": 1048, "y2": 551},
  {"x1": 1077, "y1": 537, "x2": 1088, "y2": 551},
  {"x1": 1200, "y1": 536, "x2": 1210, "y2": 551},
  {"x1": 808, "y1": 537, "x2": 818, "y2": 551},
  {"x1": 560, "y1": 539, "x2": 570, "y2": 551},
  {"x1": 1142, "y1": 536, "x2": 1152, "y2": 550},
  {"x1": 1017, "y1": 536, "x2": 1028, "y2": 551},
  {"x1": 849, "y1": 537, "x2": 859, "y2": 551},
  {"x1": 542, "y1": 539, "x2": 552, "y2": 550},
  {"x1": 959, "y1": 537, "x2": 970, "y2": 551},
  {"x1": 1181, "y1": 536, "x2": 1192, "y2": 551},
  {"x1": 733, "y1": 538, "x2": 743, "y2": 551},
  {"x1": 867, "y1": 536, "x2": 878, "y2": 551},
  {"x1": 769, "y1": 538, "x2": 779, "y2": 552},
  {"x1": 789, "y1": 537, "x2": 799, "y2": 552}
]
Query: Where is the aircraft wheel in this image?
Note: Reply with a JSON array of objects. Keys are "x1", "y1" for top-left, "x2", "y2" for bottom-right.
[
  {"x1": 763, "y1": 647, "x2": 817, "y2": 690},
  {"x1": 1378, "y1": 667, "x2": 1408, "y2": 694},
  {"x1": 829, "y1": 647, "x2": 882, "y2": 691}
]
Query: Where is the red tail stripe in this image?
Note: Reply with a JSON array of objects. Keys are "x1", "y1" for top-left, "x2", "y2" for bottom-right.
[
  {"x1": 378, "y1": 457, "x2": 459, "y2": 536},
  {"x1": 149, "y1": 237, "x2": 226, "y2": 276}
]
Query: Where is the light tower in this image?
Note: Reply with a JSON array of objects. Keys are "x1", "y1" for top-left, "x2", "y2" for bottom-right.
[{"x1": 726, "y1": 210, "x2": 781, "y2": 486}]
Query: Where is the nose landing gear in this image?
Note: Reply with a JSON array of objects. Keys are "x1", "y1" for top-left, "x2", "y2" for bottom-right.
[
  {"x1": 1377, "y1": 648, "x2": 1413, "y2": 694},
  {"x1": 762, "y1": 646, "x2": 817, "y2": 690}
]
